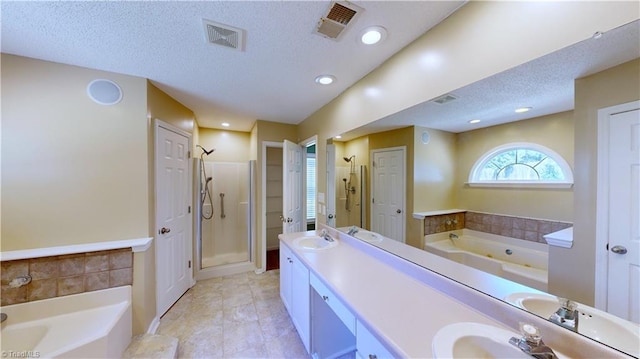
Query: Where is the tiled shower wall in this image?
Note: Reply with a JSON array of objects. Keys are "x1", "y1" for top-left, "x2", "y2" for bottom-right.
[
  {"x1": 1, "y1": 248, "x2": 133, "y2": 306},
  {"x1": 424, "y1": 211, "x2": 572, "y2": 244}
]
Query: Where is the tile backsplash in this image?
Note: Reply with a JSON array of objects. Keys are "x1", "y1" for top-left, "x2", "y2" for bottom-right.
[
  {"x1": 423, "y1": 211, "x2": 572, "y2": 244},
  {"x1": 1, "y1": 248, "x2": 133, "y2": 306}
]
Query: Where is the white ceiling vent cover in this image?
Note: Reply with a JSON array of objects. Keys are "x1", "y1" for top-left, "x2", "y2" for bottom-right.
[
  {"x1": 203, "y1": 19, "x2": 245, "y2": 51},
  {"x1": 315, "y1": 1, "x2": 364, "y2": 41}
]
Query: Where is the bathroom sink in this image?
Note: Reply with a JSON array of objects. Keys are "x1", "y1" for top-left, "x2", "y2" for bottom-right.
[
  {"x1": 505, "y1": 292, "x2": 640, "y2": 355},
  {"x1": 354, "y1": 230, "x2": 383, "y2": 242},
  {"x1": 294, "y1": 236, "x2": 338, "y2": 251},
  {"x1": 432, "y1": 322, "x2": 531, "y2": 358},
  {"x1": 0, "y1": 325, "x2": 48, "y2": 352}
]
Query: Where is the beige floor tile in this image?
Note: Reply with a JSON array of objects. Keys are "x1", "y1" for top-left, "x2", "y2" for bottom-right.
[{"x1": 159, "y1": 270, "x2": 311, "y2": 359}]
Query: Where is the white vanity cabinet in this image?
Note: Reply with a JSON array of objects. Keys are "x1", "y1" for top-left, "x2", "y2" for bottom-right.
[
  {"x1": 279, "y1": 243, "x2": 310, "y2": 353},
  {"x1": 356, "y1": 320, "x2": 394, "y2": 359}
]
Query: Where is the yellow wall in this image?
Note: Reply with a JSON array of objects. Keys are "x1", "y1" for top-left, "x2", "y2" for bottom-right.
[
  {"x1": 549, "y1": 58, "x2": 640, "y2": 305},
  {"x1": 197, "y1": 128, "x2": 251, "y2": 163},
  {"x1": 1, "y1": 54, "x2": 149, "y2": 249},
  {"x1": 456, "y1": 111, "x2": 574, "y2": 221}
]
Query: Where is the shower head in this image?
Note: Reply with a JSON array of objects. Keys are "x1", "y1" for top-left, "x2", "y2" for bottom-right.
[
  {"x1": 205, "y1": 177, "x2": 213, "y2": 185},
  {"x1": 197, "y1": 145, "x2": 215, "y2": 156},
  {"x1": 343, "y1": 155, "x2": 355, "y2": 163}
]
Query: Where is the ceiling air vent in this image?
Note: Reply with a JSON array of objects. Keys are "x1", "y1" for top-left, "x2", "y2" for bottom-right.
[
  {"x1": 203, "y1": 19, "x2": 245, "y2": 51},
  {"x1": 431, "y1": 94, "x2": 458, "y2": 104},
  {"x1": 315, "y1": 1, "x2": 364, "y2": 41}
]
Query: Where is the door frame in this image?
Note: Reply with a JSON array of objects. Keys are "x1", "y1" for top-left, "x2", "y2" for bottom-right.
[
  {"x1": 594, "y1": 100, "x2": 640, "y2": 310},
  {"x1": 370, "y1": 146, "x2": 406, "y2": 243},
  {"x1": 259, "y1": 141, "x2": 283, "y2": 273},
  {"x1": 154, "y1": 119, "x2": 194, "y2": 317},
  {"x1": 301, "y1": 135, "x2": 318, "y2": 231}
]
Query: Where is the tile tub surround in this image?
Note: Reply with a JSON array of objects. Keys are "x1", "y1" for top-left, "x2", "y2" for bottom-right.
[
  {"x1": 422, "y1": 211, "x2": 572, "y2": 244},
  {"x1": 1, "y1": 248, "x2": 133, "y2": 305},
  {"x1": 464, "y1": 212, "x2": 572, "y2": 243}
]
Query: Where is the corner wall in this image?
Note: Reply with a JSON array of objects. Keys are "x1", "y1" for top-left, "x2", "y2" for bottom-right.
[{"x1": 550, "y1": 58, "x2": 640, "y2": 305}]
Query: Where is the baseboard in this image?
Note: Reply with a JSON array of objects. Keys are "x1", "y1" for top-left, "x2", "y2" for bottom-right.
[{"x1": 147, "y1": 316, "x2": 160, "y2": 334}]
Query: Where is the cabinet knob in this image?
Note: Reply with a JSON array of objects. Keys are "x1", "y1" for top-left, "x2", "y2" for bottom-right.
[
  {"x1": 369, "y1": 355, "x2": 377, "y2": 359},
  {"x1": 322, "y1": 295, "x2": 329, "y2": 301}
]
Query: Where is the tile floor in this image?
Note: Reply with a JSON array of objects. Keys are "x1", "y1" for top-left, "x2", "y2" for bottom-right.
[{"x1": 157, "y1": 270, "x2": 310, "y2": 358}]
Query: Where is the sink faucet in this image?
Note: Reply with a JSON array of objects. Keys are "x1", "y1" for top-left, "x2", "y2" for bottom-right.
[
  {"x1": 347, "y1": 226, "x2": 359, "y2": 236},
  {"x1": 549, "y1": 298, "x2": 579, "y2": 332},
  {"x1": 509, "y1": 323, "x2": 558, "y2": 359},
  {"x1": 320, "y1": 229, "x2": 334, "y2": 242}
]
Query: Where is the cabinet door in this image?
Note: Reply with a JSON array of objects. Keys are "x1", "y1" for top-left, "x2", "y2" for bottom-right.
[
  {"x1": 291, "y1": 257, "x2": 310, "y2": 353},
  {"x1": 356, "y1": 320, "x2": 394, "y2": 359},
  {"x1": 279, "y1": 243, "x2": 292, "y2": 312}
]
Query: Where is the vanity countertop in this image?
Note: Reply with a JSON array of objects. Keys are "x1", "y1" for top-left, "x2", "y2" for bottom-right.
[
  {"x1": 279, "y1": 228, "x2": 631, "y2": 358},
  {"x1": 279, "y1": 229, "x2": 519, "y2": 358}
]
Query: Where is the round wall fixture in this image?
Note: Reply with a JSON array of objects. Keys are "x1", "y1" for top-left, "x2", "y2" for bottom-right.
[
  {"x1": 421, "y1": 131, "x2": 430, "y2": 144},
  {"x1": 87, "y1": 79, "x2": 123, "y2": 105}
]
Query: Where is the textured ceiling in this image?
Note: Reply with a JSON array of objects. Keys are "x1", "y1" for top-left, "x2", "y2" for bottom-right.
[
  {"x1": 343, "y1": 19, "x2": 640, "y2": 138},
  {"x1": 1, "y1": 1, "x2": 465, "y2": 131}
]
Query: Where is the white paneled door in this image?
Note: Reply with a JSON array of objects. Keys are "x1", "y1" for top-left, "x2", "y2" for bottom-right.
[
  {"x1": 283, "y1": 140, "x2": 303, "y2": 234},
  {"x1": 607, "y1": 108, "x2": 640, "y2": 324},
  {"x1": 156, "y1": 122, "x2": 192, "y2": 317},
  {"x1": 371, "y1": 147, "x2": 406, "y2": 243}
]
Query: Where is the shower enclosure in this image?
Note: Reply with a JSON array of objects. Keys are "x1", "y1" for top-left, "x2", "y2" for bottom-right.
[{"x1": 194, "y1": 158, "x2": 255, "y2": 279}]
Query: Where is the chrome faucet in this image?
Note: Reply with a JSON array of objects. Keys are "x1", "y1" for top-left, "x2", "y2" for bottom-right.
[
  {"x1": 549, "y1": 298, "x2": 579, "y2": 332},
  {"x1": 509, "y1": 323, "x2": 558, "y2": 359},
  {"x1": 347, "y1": 226, "x2": 359, "y2": 236},
  {"x1": 320, "y1": 229, "x2": 334, "y2": 242},
  {"x1": 449, "y1": 233, "x2": 459, "y2": 240}
]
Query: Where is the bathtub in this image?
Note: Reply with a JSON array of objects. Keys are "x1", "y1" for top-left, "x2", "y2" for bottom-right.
[
  {"x1": 1, "y1": 285, "x2": 132, "y2": 358},
  {"x1": 425, "y1": 229, "x2": 548, "y2": 291}
]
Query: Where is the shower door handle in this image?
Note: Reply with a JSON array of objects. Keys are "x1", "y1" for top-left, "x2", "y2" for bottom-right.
[{"x1": 219, "y1": 193, "x2": 226, "y2": 219}]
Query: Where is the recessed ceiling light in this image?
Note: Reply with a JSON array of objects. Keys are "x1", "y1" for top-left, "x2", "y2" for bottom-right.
[
  {"x1": 469, "y1": 119, "x2": 481, "y2": 124},
  {"x1": 221, "y1": 122, "x2": 230, "y2": 127},
  {"x1": 515, "y1": 107, "x2": 532, "y2": 113},
  {"x1": 360, "y1": 26, "x2": 387, "y2": 45},
  {"x1": 335, "y1": 135, "x2": 342, "y2": 139},
  {"x1": 315, "y1": 75, "x2": 335, "y2": 85}
]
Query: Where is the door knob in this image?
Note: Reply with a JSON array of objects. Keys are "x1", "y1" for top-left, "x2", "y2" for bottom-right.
[
  {"x1": 328, "y1": 214, "x2": 334, "y2": 219},
  {"x1": 287, "y1": 218, "x2": 293, "y2": 223},
  {"x1": 159, "y1": 227, "x2": 171, "y2": 234},
  {"x1": 611, "y1": 245, "x2": 628, "y2": 254},
  {"x1": 396, "y1": 209, "x2": 402, "y2": 214}
]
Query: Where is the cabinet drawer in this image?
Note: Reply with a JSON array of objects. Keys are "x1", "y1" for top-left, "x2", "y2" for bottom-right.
[
  {"x1": 356, "y1": 320, "x2": 394, "y2": 359},
  {"x1": 310, "y1": 273, "x2": 356, "y2": 335}
]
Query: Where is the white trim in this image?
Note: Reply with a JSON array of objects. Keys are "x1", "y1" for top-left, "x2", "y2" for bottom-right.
[
  {"x1": 147, "y1": 316, "x2": 161, "y2": 334},
  {"x1": 0, "y1": 237, "x2": 153, "y2": 261},
  {"x1": 594, "y1": 100, "x2": 640, "y2": 311},
  {"x1": 413, "y1": 209, "x2": 467, "y2": 219},
  {"x1": 300, "y1": 135, "x2": 318, "y2": 228},
  {"x1": 468, "y1": 142, "x2": 574, "y2": 187},
  {"x1": 261, "y1": 141, "x2": 283, "y2": 274},
  {"x1": 543, "y1": 227, "x2": 573, "y2": 248},
  {"x1": 370, "y1": 146, "x2": 407, "y2": 243},
  {"x1": 466, "y1": 182, "x2": 573, "y2": 189}
]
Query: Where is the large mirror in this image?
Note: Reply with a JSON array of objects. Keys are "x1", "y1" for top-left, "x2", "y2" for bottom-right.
[{"x1": 328, "y1": 19, "x2": 639, "y2": 356}]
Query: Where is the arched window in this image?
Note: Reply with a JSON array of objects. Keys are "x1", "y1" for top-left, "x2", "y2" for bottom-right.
[{"x1": 468, "y1": 143, "x2": 573, "y2": 188}]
